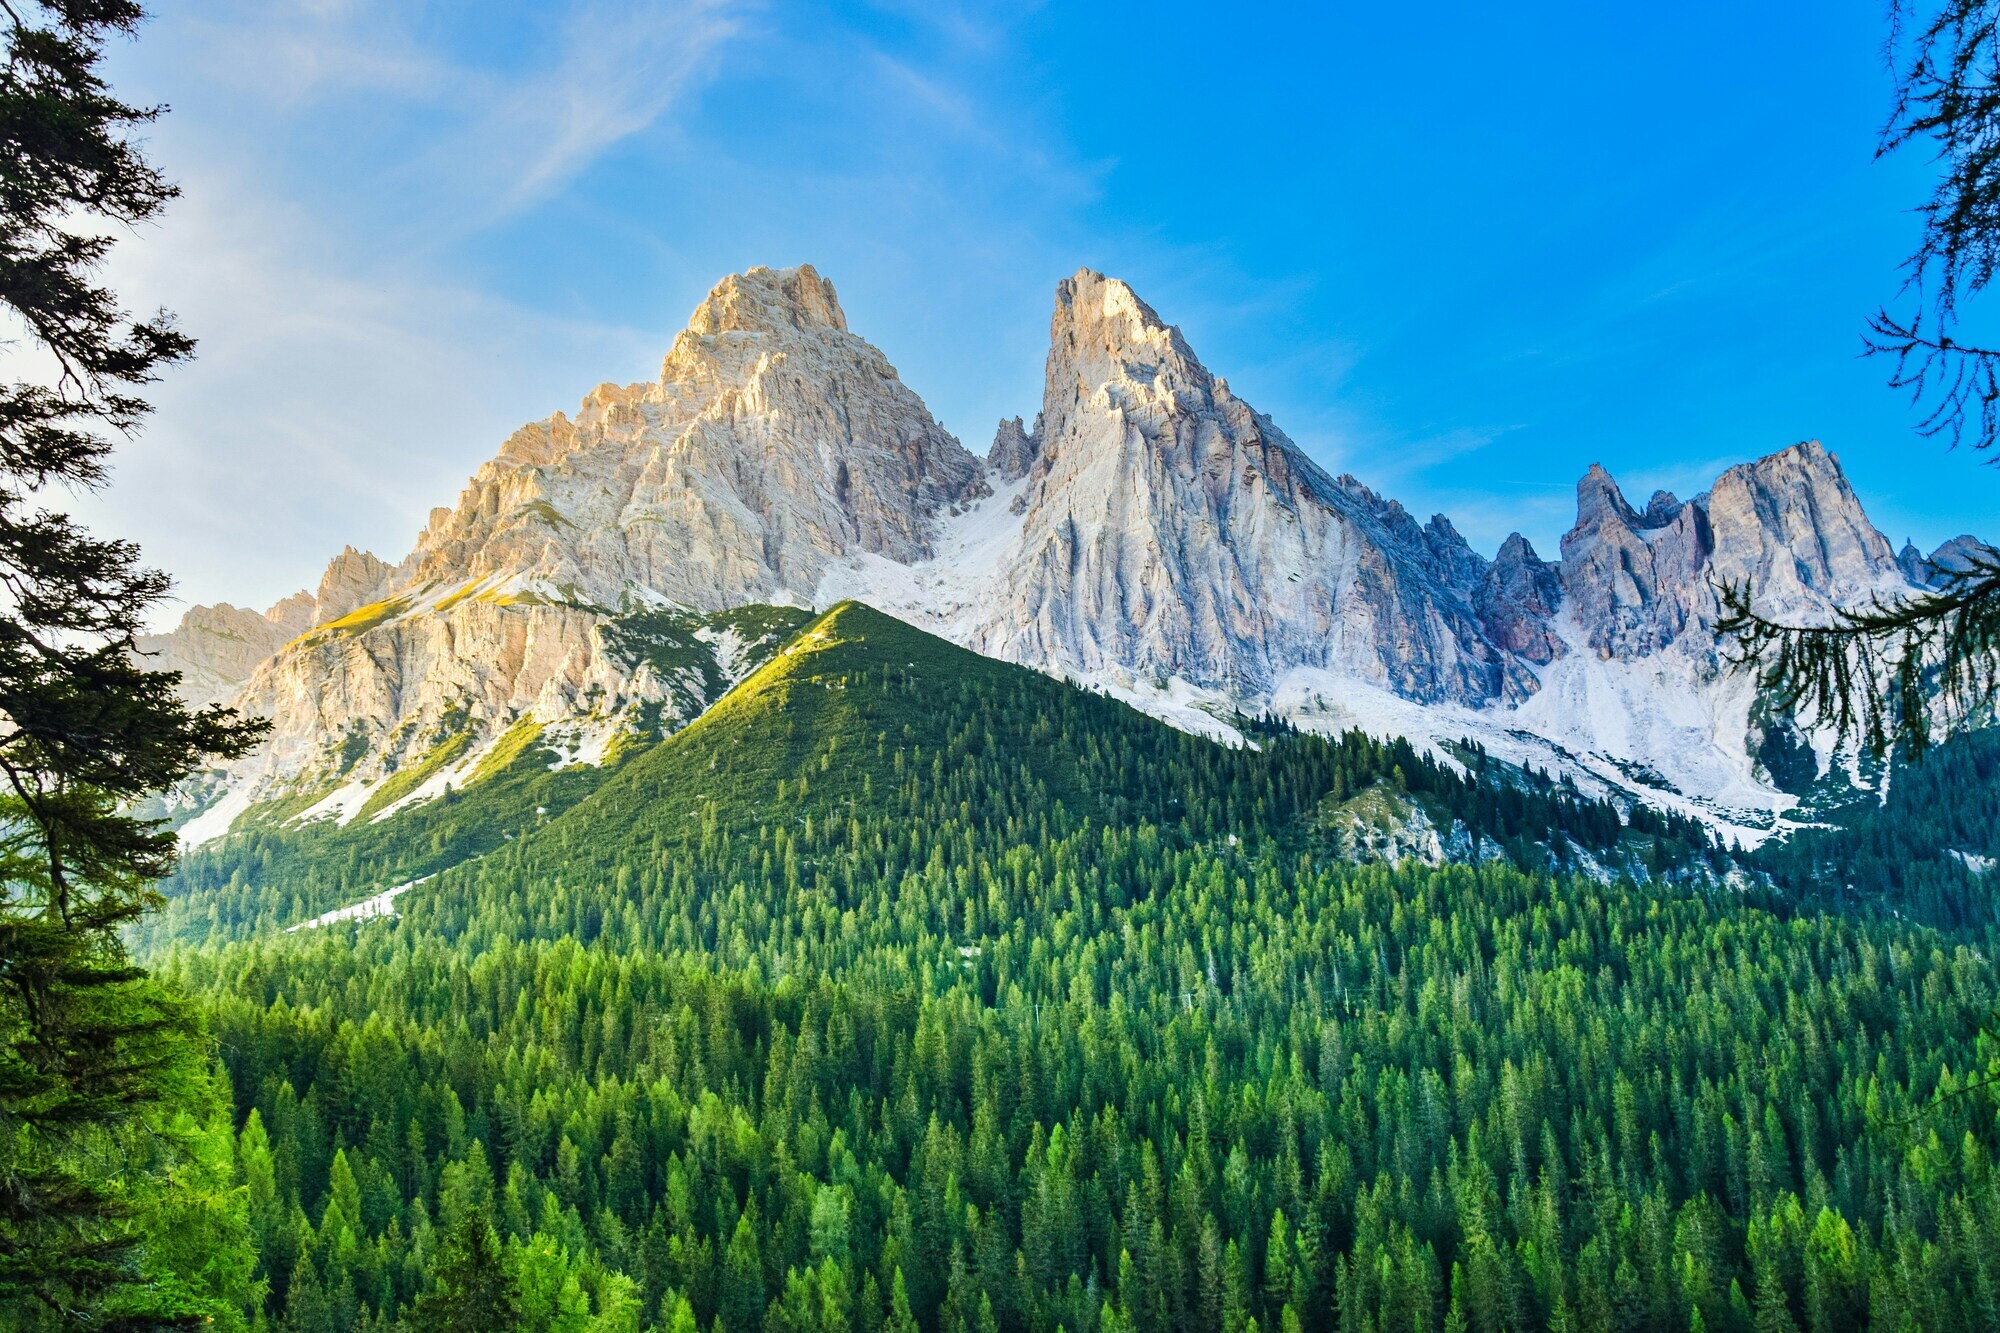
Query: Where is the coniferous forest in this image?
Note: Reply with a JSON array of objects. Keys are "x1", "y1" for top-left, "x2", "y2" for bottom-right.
[
  {"x1": 5, "y1": 7, "x2": 2000, "y2": 1332},
  {"x1": 118, "y1": 605, "x2": 2000, "y2": 1333}
]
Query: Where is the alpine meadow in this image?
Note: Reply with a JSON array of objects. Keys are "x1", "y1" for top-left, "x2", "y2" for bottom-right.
[{"x1": 5, "y1": 4, "x2": 2000, "y2": 1333}]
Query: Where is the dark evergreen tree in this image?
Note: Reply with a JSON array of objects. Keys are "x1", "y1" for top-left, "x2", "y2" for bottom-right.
[
  {"x1": 407, "y1": 1204, "x2": 519, "y2": 1333},
  {"x1": 0, "y1": 2, "x2": 264, "y2": 1327}
]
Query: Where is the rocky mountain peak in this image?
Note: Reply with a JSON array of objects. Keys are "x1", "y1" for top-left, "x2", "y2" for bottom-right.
[
  {"x1": 1476, "y1": 533, "x2": 1563, "y2": 664},
  {"x1": 1560, "y1": 461, "x2": 1712, "y2": 658},
  {"x1": 1898, "y1": 539, "x2": 1929, "y2": 585},
  {"x1": 1703, "y1": 440, "x2": 1898, "y2": 611},
  {"x1": 157, "y1": 263, "x2": 1993, "y2": 849},
  {"x1": 1038, "y1": 269, "x2": 1222, "y2": 458},
  {"x1": 1914, "y1": 533, "x2": 1994, "y2": 585},
  {"x1": 392, "y1": 262, "x2": 981, "y2": 611},
  {"x1": 684, "y1": 263, "x2": 847, "y2": 338},
  {"x1": 970, "y1": 269, "x2": 1526, "y2": 705},
  {"x1": 136, "y1": 589, "x2": 318, "y2": 710},
  {"x1": 266, "y1": 592, "x2": 316, "y2": 637},
  {"x1": 1644, "y1": 490, "x2": 1683, "y2": 524},
  {"x1": 313, "y1": 547, "x2": 392, "y2": 626},
  {"x1": 1558, "y1": 439, "x2": 1902, "y2": 661},
  {"x1": 1575, "y1": 462, "x2": 1643, "y2": 530}
]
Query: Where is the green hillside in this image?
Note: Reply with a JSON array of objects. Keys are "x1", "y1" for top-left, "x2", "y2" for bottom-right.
[
  {"x1": 157, "y1": 601, "x2": 1715, "y2": 952},
  {"x1": 144, "y1": 604, "x2": 817, "y2": 949},
  {"x1": 469, "y1": 600, "x2": 1717, "y2": 897},
  {"x1": 125, "y1": 602, "x2": 2000, "y2": 1332}
]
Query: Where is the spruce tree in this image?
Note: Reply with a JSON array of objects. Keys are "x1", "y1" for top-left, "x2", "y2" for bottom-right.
[
  {"x1": 408, "y1": 1204, "x2": 520, "y2": 1333},
  {"x1": 0, "y1": 4, "x2": 264, "y2": 1324}
]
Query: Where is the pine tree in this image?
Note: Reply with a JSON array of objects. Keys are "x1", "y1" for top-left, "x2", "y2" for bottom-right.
[
  {"x1": 409, "y1": 1204, "x2": 520, "y2": 1333},
  {"x1": 0, "y1": 1, "x2": 263, "y2": 1324},
  {"x1": 885, "y1": 1267, "x2": 919, "y2": 1333}
]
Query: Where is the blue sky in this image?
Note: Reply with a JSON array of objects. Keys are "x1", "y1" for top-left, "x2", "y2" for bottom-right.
[{"x1": 83, "y1": 0, "x2": 1985, "y2": 619}]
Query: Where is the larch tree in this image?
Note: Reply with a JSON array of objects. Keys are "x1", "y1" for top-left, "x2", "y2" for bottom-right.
[{"x1": 1721, "y1": 0, "x2": 2000, "y2": 756}]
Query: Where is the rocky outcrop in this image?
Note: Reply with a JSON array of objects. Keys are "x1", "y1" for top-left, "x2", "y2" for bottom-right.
[
  {"x1": 1476, "y1": 534, "x2": 1562, "y2": 664},
  {"x1": 136, "y1": 595, "x2": 315, "y2": 709},
  {"x1": 965, "y1": 268, "x2": 1532, "y2": 703},
  {"x1": 313, "y1": 547, "x2": 392, "y2": 625},
  {"x1": 234, "y1": 601, "x2": 664, "y2": 778},
  {"x1": 988, "y1": 416, "x2": 1040, "y2": 483},
  {"x1": 1898, "y1": 540, "x2": 1931, "y2": 586},
  {"x1": 1558, "y1": 464, "x2": 1713, "y2": 657}
]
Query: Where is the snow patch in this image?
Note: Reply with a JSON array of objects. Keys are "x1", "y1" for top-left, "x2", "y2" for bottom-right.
[
  {"x1": 286, "y1": 874, "x2": 432, "y2": 932},
  {"x1": 1065, "y1": 669, "x2": 1248, "y2": 745},
  {"x1": 693, "y1": 624, "x2": 752, "y2": 680},
  {"x1": 369, "y1": 730, "x2": 509, "y2": 824},
  {"x1": 813, "y1": 471, "x2": 1031, "y2": 639},
  {"x1": 294, "y1": 778, "x2": 380, "y2": 829},
  {"x1": 178, "y1": 780, "x2": 258, "y2": 851},
  {"x1": 541, "y1": 718, "x2": 621, "y2": 770}
]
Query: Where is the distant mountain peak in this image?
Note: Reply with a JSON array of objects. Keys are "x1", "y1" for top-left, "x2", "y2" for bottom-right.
[
  {"x1": 988, "y1": 415, "x2": 1039, "y2": 482},
  {"x1": 149, "y1": 266, "x2": 1987, "y2": 849},
  {"x1": 684, "y1": 263, "x2": 848, "y2": 337}
]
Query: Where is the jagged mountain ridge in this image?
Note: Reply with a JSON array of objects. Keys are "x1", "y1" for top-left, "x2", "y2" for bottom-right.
[
  {"x1": 150, "y1": 262, "x2": 1964, "y2": 845},
  {"x1": 961, "y1": 270, "x2": 1533, "y2": 705}
]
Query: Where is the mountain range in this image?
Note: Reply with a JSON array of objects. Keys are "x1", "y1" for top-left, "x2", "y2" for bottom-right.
[{"x1": 143, "y1": 262, "x2": 1973, "y2": 849}]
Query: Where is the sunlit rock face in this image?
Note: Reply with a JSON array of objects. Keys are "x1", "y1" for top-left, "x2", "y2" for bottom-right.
[
  {"x1": 192, "y1": 264, "x2": 986, "y2": 791},
  {"x1": 160, "y1": 263, "x2": 1975, "y2": 839},
  {"x1": 966, "y1": 268, "x2": 1532, "y2": 704},
  {"x1": 403, "y1": 263, "x2": 984, "y2": 609}
]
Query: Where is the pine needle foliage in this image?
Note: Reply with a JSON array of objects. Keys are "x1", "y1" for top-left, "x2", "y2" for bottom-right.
[
  {"x1": 1716, "y1": 548, "x2": 2000, "y2": 757},
  {"x1": 0, "y1": 3, "x2": 264, "y2": 1325},
  {"x1": 1724, "y1": 2, "x2": 2000, "y2": 753}
]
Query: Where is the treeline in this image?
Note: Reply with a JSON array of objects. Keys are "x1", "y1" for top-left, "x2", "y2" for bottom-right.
[{"x1": 153, "y1": 613, "x2": 1721, "y2": 955}]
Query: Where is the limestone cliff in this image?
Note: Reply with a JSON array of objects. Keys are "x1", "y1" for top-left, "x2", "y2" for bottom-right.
[{"x1": 162, "y1": 264, "x2": 1978, "y2": 846}]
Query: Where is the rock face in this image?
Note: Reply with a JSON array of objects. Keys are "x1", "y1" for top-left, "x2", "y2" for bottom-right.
[
  {"x1": 1558, "y1": 440, "x2": 1902, "y2": 660},
  {"x1": 963, "y1": 269, "x2": 1529, "y2": 703},
  {"x1": 1559, "y1": 464, "x2": 1713, "y2": 657},
  {"x1": 1476, "y1": 535, "x2": 1562, "y2": 664},
  {"x1": 165, "y1": 261, "x2": 1978, "y2": 843},
  {"x1": 400, "y1": 264, "x2": 983, "y2": 610},
  {"x1": 214, "y1": 265, "x2": 986, "y2": 793},
  {"x1": 988, "y1": 416, "x2": 1040, "y2": 483},
  {"x1": 1502, "y1": 441, "x2": 1916, "y2": 820},
  {"x1": 1920, "y1": 534, "x2": 1993, "y2": 583},
  {"x1": 313, "y1": 548, "x2": 392, "y2": 625},
  {"x1": 137, "y1": 595, "x2": 313, "y2": 709}
]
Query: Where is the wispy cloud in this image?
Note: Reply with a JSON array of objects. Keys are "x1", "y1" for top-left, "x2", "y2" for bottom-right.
[
  {"x1": 86, "y1": 156, "x2": 668, "y2": 624},
  {"x1": 435, "y1": 0, "x2": 748, "y2": 225},
  {"x1": 75, "y1": 0, "x2": 752, "y2": 623}
]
